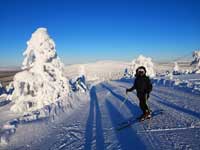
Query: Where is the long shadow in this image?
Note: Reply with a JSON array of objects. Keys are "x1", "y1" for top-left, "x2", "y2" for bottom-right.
[
  {"x1": 152, "y1": 93, "x2": 200, "y2": 119},
  {"x1": 106, "y1": 100, "x2": 146, "y2": 150},
  {"x1": 101, "y1": 84, "x2": 141, "y2": 117},
  {"x1": 84, "y1": 86, "x2": 105, "y2": 150}
]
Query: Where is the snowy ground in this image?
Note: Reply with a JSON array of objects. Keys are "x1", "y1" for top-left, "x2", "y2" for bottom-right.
[{"x1": 1, "y1": 78, "x2": 200, "y2": 150}]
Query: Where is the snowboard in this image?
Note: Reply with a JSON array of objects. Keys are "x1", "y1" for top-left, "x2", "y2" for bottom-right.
[{"x1": 116, "y1": 109, "x2": 164, "y2": 131}]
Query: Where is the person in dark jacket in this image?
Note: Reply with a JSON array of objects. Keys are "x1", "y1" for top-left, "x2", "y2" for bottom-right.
[{"x1": 126, "y1": 66, "x2": 152, "y2": 120}]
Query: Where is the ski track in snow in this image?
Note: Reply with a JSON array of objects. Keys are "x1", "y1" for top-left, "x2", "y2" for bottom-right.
[{"x1": 1, "y1": 79, "x2": 200, "y2": 150}]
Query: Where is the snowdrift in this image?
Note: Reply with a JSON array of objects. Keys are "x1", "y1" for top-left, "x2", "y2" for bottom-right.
[{"x1": 153, "y1": 74, "x2": 200, "y2": 94}]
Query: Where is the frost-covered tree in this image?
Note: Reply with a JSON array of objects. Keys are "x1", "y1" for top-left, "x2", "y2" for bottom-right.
[
  {"x1": 130, "y1": 55, "x2": 155, "y2": 77},
  {"x1": 173, "y1": 62, "x2": 180, "y2": 75},
  {"x1": 191, "y1": 50, "x2": 200, "y2": 73},
  {"x1": 11, "y1": 28, "x2": 71, "y2": 112},
  {"x1": 173, "y1": 62, "x2": 179, "y2": 72}
]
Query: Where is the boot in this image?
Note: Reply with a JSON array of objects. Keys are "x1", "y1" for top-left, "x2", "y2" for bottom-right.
[
  {"x1": 145, "y1": 110, "x2": 151, "y2": 118},
  {"x1": 139, "y1": 110, "x2": 151, "y2": 121}
]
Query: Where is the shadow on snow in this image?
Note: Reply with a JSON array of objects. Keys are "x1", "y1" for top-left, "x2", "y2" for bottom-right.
[
  {"x1": 84, "y1": 86, "x2": 105, "y2": 150},
  {"x1": 102, "y1": 83, "x2": 147, "y2": 149},
  {"x1": 84, "y1": 83, "x2": 147, "y2": 150},
  {"x1": 106, "y1": 100, "x2": 146, "y2": 150},
  {"x1": 101, "y1": 84, "x2": 141, "y2": 117}
]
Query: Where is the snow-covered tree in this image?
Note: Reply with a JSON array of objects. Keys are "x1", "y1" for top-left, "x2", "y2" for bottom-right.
[
  {"x1": 10, "y1": 28, "x2": 71, "y2": 112},
  {"x1": 173, "y1": 62, "x2": 179, "y2": 72},
  {"x1": 191, "y1": 50, "x2": 200, "y2": 73},
  {"x1": 173, "y1": 62, "x2": 180, "y2": 75},
  {"x1": 130, "y1": 55, "x2": 155, "y2": 77}
]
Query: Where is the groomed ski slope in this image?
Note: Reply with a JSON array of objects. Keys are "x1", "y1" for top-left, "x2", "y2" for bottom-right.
[{"x1": 4, "y1": 79, "x2": 200, "y2": 150}]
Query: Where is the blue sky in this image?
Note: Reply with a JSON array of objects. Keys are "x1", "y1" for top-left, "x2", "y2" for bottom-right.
[{"x1": 0, "y1": 0, "x2": 199, "y2": 66}]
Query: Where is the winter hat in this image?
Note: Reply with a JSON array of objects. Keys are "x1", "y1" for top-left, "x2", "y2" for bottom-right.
[{"x1": 135, "y1": 66, "x2": 147, "y2": 77}]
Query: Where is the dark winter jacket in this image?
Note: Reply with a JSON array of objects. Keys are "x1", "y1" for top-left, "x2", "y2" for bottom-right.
[{"x1": 127, "y1": 76, "x2": 152, "y2": 94}]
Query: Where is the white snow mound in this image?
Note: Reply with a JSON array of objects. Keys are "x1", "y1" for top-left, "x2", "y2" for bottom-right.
[
  {"x1": 130, "y1": 55, "x2": 155, "y2": 77},
  {"x1": 10, "y1": 28, "x2": 71, "y2": 113}
]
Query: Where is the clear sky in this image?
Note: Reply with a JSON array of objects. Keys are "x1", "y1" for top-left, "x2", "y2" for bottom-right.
[{"x1": 0, "y1": 0, "x2": 199, "y2": 66}]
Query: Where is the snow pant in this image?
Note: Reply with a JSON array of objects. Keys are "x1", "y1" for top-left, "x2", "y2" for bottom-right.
[{"x1": 137, "y1": 92, "x2": 149, "y2": 114}]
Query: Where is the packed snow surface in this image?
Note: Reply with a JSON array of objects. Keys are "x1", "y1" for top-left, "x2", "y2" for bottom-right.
[
  {"x1": 0, "y1": 58, "x2": 200, "y2": 149},
  {"x1": 10, "y1": 28, "x2": 71, "y2": 113},
  {"x1": 0, "y1": 79, "x2": 199, "y2": 149}
]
